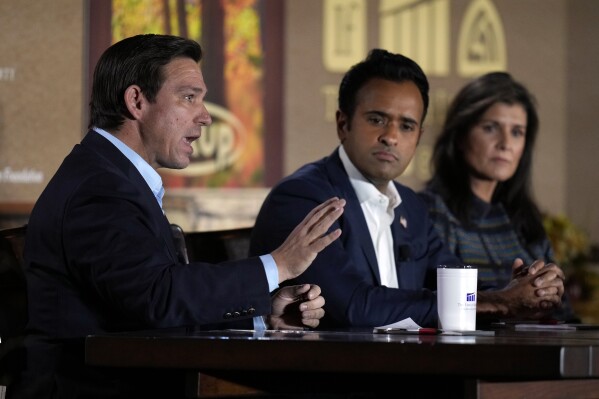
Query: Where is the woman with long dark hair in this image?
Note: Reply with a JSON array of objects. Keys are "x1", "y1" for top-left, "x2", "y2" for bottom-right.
[{"x1": 419, "y1": 72, "x2": 577, "y2": 321}]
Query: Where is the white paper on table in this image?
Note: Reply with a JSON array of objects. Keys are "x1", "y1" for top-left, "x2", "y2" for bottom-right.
[
  {"x1": 373, "y1": 317, "x2": 422, "y2": 332},
  {"x1": 373, "y1": 318, "x2": 495, "y2": 336}
]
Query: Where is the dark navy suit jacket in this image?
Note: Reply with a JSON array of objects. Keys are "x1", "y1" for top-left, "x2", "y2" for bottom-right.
[
  {"x1": 251, "y1": 148, "x2": 459, "y2": 329},
  {"x1": 17, "y1": 131, "x2": 270, "y2": 398}
]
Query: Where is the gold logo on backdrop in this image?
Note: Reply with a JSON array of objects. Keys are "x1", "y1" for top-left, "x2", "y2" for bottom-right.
[
  {"x1": 321, "y1": 85, "x2": 338, "y2": 122},
  {"x1": 166, "y1": 102, "x2": 247, "y2": 176},
  {"x1": 379, "y1": 0, "x2": 450, "y2": 77},
  {"x1": 322, "y1": 0, "x2": 367, "y2": 72},
  {"x1": 0, "y1": 67, "x2": 16, "y2": 81},
  {"x1": 457, "y1": 0, "x2": 507, "y2": 76}
]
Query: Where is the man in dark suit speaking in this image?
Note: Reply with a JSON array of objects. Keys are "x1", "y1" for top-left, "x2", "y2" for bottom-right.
[{"x1": 16, "y1": 34, "x2": 345, "y2": 399}]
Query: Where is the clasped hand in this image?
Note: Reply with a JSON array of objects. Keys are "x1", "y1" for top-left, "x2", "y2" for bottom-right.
[{"x1": 504, "y1": 258, "x2": 565, "y2": 318}]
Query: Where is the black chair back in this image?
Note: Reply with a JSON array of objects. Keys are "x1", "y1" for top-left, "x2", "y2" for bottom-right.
[
  {"x1": 181, "y1": 226, "x2": 253, "y2": 263},
  {"x1": 0, "y1": 225, "x2": 27, "y2": 339},
  {"x1": 0, "y1": 225, "x2": 28, "y2": 390}
]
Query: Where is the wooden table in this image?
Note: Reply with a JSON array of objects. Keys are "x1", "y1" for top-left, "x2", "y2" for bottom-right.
[{"x1": 85, "y1": 327, "x2": 599, "y2": 398}]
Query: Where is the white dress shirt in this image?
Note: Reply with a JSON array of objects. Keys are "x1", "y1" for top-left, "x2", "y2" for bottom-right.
[{"x1": 339, "y1": 145, "x2": 401, "y2": 288}]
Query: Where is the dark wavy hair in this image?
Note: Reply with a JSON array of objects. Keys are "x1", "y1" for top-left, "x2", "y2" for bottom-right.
[
  {"x1": 426, "y1": 72, "x2": 545, "y2": 244},
  {"x1": 88, "y1": 34, "x2": 203, "y2": 130},
  {"x1": 338, "y1": 48, "x2": 429, "y2": 126}
]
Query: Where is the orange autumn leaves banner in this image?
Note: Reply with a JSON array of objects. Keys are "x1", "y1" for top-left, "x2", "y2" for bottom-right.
[{"x1": 112, "y1": 0, "x2": 265, "y2": 188}]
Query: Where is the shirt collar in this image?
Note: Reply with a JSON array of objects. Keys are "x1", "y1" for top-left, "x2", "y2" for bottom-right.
[
  {"x1": 92, "y1": 127, "x2": 164, "y2": 206},
  {"x1": 338, "y1": 145, "x2": 401, "y2": 209}
]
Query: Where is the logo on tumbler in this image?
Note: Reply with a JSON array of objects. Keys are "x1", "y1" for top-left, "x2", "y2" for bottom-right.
[{"x1": 466, "y1": 292, "x2": 476, "y2": 302}]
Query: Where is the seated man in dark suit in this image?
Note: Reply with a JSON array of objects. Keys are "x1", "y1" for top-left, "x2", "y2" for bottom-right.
[
  {"x1": 250, "y1": 49, "x2": 565, "y2": 330},
  {"x1": 13, "y1": 34, "x2": 345, "y2": 399}
]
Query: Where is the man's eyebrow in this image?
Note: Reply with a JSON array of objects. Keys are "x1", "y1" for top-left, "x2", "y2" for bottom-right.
[
  {"x1": 364, "y1": 110, "x2": 388, "y2": 118},
  {"x1": 363, "y1": 110, "x2": 421, "y2": 127},
  {"x1": 399, "y1": 115, "x2": 419, "y2": 126},
  {"x1": 177, "y1": 85, "x2": 205, "y2": 94}
]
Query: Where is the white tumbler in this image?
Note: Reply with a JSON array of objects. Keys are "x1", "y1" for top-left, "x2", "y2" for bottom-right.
[{"x1": 437, "y1": 265, "x2": 478, "y2": 331}]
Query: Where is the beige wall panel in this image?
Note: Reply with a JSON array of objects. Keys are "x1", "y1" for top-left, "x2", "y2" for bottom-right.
[
  {"x1": 285, "y1": 0, "x2": 340, "y2": 175},
  {"x1": 566, "y1": 0, "x2": 599, "y2": 243},
  {"x1": 0, "y1": 0, "x2": 84, "y2": 205}
]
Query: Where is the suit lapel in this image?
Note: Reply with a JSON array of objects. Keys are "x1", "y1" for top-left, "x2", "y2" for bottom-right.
[
  {"x1": 391, "y1": 183, "x2": 419, "y2": 288},
  {"x1": 81, "y1": 131, "x2": 180, "y2": 263}
]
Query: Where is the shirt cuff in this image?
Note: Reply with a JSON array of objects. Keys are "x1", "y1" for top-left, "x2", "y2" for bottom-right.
[
  {"x1": 259, "y1": 254, "x2": 279, "y2": 293},
  {"x1": 253, "y1": 315, "x2": 268, "y2": 331}
]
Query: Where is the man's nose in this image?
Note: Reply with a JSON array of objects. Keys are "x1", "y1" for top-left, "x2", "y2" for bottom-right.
[
  {"x1": 197, "y1": 104, "x2": 212, "y2": 126},
  {"x1": 378, "y1": 123, "x2": 400, "y2": 146}
]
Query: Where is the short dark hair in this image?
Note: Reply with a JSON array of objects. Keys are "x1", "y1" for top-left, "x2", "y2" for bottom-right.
[
  {"x1": 338, "y1": 49, "x2": 429, "y2": 124},
  {"x1": 88, "y1": 34, "x2": 203, "y2": 130},
  {"x1": 427, "y1": 72, "x2": 544, "y2": 243}
]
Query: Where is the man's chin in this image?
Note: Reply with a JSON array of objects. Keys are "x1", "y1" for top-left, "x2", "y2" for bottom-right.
[
  {"x1": 158, "y1": 160, "x2": 190, "y2": 170},
  {"x1": 373, "y1": 167, "x2": 405, "y2": 182}
]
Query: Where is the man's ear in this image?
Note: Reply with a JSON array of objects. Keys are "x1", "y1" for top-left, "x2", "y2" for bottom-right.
[
  {"x1": 123, "y1": 85, "x2": 145, "y2": 120},
  {"x1": 336, "y1": 110, "x2": 349, "y2": 143}
]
